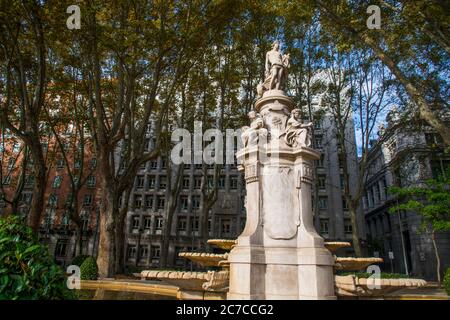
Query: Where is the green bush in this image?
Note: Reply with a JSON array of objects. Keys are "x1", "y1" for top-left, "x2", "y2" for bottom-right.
[
  {"x1": 444, "y1": 268, "x2": 450, "y2": 296},
  {"x1": 0, "y1": 215, "x2": 76, "y2": 300},
  {"x1": 71, "y1": 255, "x2": 89, "y2": 267},
  {"x1": 80, "y1": 256, "x2": 98, "y2": 280}
]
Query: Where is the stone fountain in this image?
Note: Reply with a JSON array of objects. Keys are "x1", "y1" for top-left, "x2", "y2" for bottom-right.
[{"x1": 140, "y1": 40, "x2": 427, "y2": 300}]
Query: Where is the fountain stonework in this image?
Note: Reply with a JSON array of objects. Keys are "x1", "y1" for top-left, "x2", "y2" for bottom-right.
[{"x1": 227, "y1": 41, "x2": 335, "y2": 300}]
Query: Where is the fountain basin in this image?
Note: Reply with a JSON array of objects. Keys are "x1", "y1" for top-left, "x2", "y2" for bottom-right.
[
  {"x1": 334, "y1": 257, "x2": 384, "y2": 271},
  {"x1": 207, "y1": 239, "x2": 237, "y2": 251},
  {"x1": 335, "y1": 275, "x2": 427, "y2": 297},
  {"x1": 324, "y1": 242, "x2": 351, "y2": 253},
  {"x1": 178, "y1": 252, "x2": 228, "y2": 267},
  {"x1": 140, "y1": 270, "x2": 229, "y2": 299}
]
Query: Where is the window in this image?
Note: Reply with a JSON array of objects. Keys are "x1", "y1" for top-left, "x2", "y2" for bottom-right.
[
  {"x1": 44, "y1": 208, "x2": 55, "y2": 228},
  {"x1": 83, "y1": 194, "x2": 93, "y2": 206},
  {"x1": 157, "y1": 196, "x2": 165, "y2": 210},
  {"x1": 230, "y1": 176, "x2": 238, "y2": 190},
  {"x1": 87, "y1": 175, "x2": 96, "y2": 188},
  {"x1": 134, "y1": 194, "x2": 142, "y2": 209},
  {"x1": 374, "y1": 184, "x2": 381, "y2": 204},
  {"x1": 139, "y1": 246, "x2": 149, "y2": 261},
  {"x1": 74, "y1": 159, "x2": 81, "y2": 169},
  {"x1": 316, "y1": 154, "x2": 324, "y2": 168},
  {"x1": 344, "y1": 219, "x2": 353, "y2": 235},
  {"x1": 127, "y1": 245, "x2": 137, "y2": 259},
  {"x1": 342, "y1": 197, "x2": 349, "y2": 210},
  {"x1": 52, "y1": 175, "x2": 62, "y2": 188},
  {"x1": 318, "y1": 197, "x2": 328, "y2": 209},
  {"x1": 61, "y1": 213, "x2": 70, "y2": 229},
  {"x1": 155, "y1": 217, "x2": 163, "y2": 230},
  {"x1": 132, "y1": 216, "x2": 140, "y2": 230},
  {"x1": 320, "y1": 219, "x2": 329, "y2": 234},
  {"x1": 190, "y1": 217, "x2": 199, "y2": 232},
  {"x1": 144, "y1": 217, "x2": 152, "y2": 230},
  {"x1": 314, "y1": 135, "x2": 323, "y2": 148},
  {"x1": 81, "y1": 211, "x2": 89, "y2": 230},
  {"x1": 159, "y1": 176, "x2": 167, "y2": 190},
  {"x1": 145, "y1": 195, "x2": 154, "y2": 209},
  {"x1": 318, "y1": 175, "x2": 326, "y2": 189},
  {"x1": 161, "y1": 158, "x2": 167, "y2": 169},
  {"x1": 150, "y1": 161, "x2": 158, "y2": 169},
  {"x1": 48, "y1": 193, "x2": 58, "y2": 207},
  {"x1": 136, "y1": 175, "x2": 145, "y2": 189},
  {"x1": 192, "y1": 196, "x2": 200, "y2": 210},
  {"x1": 89, "y1": 158, "x2": 97, "y2": 169},
  {"x1": 24, "y1": 175, "x2": 34, "y2": 187},
  {"x1": 194, "y1": 176, "x2": 202, "y2": 189},
  {"x1": 178, "y1": 217, "x2": 187, "y2": 231},
  {"x1": 182, "y1": 176, "x2": 190, "y2": 189},
  {"x1": 54, "y1": 240, "x2": 68, "y2": 257},
  {"x1": 218, "y1": 175, "x2": 226, "y2": 189},
  {"x1": 340, "y1": 175, "x2": 345, "y2": 189},
  {"x1": 180, "y1": 196, "x2": 189, "y2": 211},
  {"x1": 148, "y1": 175, "x2": 156, "y2": 189},
  {"x1": 151, "y1": 246, "x2": 160, "y2": 258},
  {"x1": 56, "y1": 158, "x2": 65, "y2": 169},
  {"x1": 221, "y1": 219, "x2": 231, "y2": 236},
  {"x1": 314, "y1": 121, "x2": 322, "y2": 130}
]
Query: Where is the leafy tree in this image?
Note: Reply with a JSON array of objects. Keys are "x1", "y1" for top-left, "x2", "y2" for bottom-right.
[
  {"x1": 0, "y1": 215, "x2": 75, "y2": 299},
  {"x1": 389, "y1": 168, "x2": 450, "y2": 285}
]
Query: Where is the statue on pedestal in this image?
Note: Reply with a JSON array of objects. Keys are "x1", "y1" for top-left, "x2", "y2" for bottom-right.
[
  {"x1": 257, "y1": 40, "x2": 290, "y2": 97},
  {"x1": 241, "y1": 111, "x2": 268, "y2": 147},
  {"x1": 284, "y1": 109, "x2": 313, "y2": 148}
]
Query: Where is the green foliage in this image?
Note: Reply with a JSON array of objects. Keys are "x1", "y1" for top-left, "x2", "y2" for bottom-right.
[
  {"x1": 444, "y1": 268, "x2": 450, "y2": 296},
  {"x1": 71, "y1": 255, "x2": 89, "y2": 267},
  {"x1": 0, "y1": 216, "x2": 76, "y2": 300},
  {"x1": 389, "y1": 168, "x2": 450, "y2": 233},
  {"x1": 80, "y1": 256, "x2": 98, "y2": 280}
]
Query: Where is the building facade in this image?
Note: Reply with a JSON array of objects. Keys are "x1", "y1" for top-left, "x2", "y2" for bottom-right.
[{"x1": 362, "y1": 112, "x2": 450, "y2": 280}]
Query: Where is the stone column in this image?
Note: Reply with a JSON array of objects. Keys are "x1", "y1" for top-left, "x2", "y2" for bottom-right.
[{"x1": 228, "y1": 89, "x2": 336, "y2": 300}]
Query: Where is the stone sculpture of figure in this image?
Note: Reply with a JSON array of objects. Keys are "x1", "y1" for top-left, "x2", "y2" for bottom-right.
[
  {"x1": 284, "y1": 109, "x2": 313, "y2": 148},
  {"x1": 257, "y1": 40, "x2": 291, "y2": 97},
  {"x1": 241, "y1": 111, "x2": 268, "y2": 147}
]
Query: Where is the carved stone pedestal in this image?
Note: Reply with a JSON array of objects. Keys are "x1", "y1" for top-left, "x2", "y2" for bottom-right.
[{"x1": 227, "y1": 90, "x2": 336, "y2": 300}]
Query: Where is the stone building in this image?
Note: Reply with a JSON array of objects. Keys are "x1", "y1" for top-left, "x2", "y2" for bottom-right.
[
  {"x1": 362, "y1": 111, "x2": 450, "y2": 280},
  {"x1": 0, "y1": 133, "x2": 101, "y2": 268}
]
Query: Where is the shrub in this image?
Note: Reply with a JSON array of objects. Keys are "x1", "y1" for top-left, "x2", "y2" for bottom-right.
[
  {"x1": 80, "y1": 256, "x2": 98, "y2": 280},
  {"x1": 444, "y1": 268, "x2": 450, "y2": 296},
  {"x1": 0, "y1": 215, "x2": 76, "y2": 300},
  {"x1": 71, "y1": 255, "x2": 89, "y2": 267}
]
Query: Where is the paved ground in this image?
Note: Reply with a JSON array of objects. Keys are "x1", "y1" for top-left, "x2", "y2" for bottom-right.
[{"x1": 385, "y1": 284, "x2": 449, "y2": 300}]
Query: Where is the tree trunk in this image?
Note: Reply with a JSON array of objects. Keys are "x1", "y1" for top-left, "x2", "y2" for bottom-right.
[
  {"x1": 431, "y1": 230, "x2": 441, "y2": 287},
  {"x1": 160, "y1": 196, "x2": 177, "y2": 268},
  {"x1": 28, "y1": 162, "x2": 46, "y2": 232},
  {"x1": 96, "y1": 188, "x2": 117, "y2": 278},
  {"x1": 114, "y1": 213, "x2": 126, "y2": 275},
  {"x1": 349, "y1": 202, "x2": 362, "y2": 257}
]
